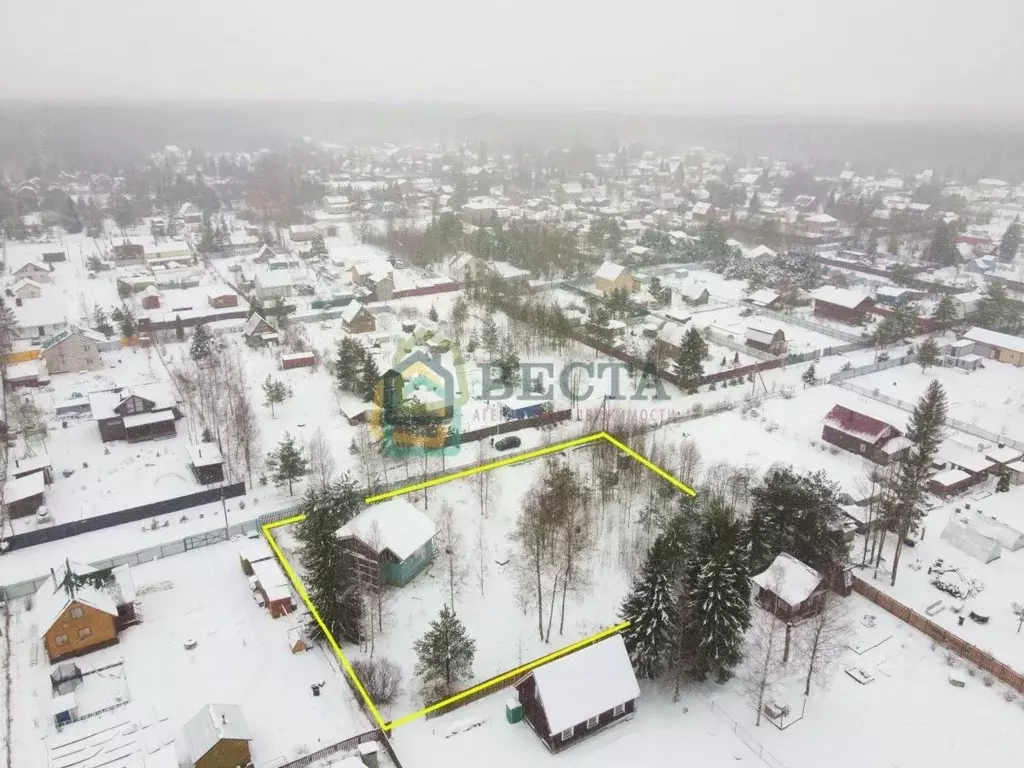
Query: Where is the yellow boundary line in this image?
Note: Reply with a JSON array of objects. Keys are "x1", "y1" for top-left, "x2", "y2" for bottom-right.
[{"x1": 262, "y1": 431, "x2": 695, "y2": 732}]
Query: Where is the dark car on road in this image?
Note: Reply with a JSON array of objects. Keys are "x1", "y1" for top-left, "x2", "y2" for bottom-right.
[{"x1": 494, "y1": 436, "x2": 522, "y2": 451}]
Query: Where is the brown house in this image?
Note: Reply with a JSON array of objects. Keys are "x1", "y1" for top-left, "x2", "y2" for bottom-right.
[
  {"x1": 36, "y1": 562, "x2": 138, "y2": 662},
  {"x1": 514, "y1": 634, "x2": 640, "y2": 753},
  {"x1": 140, "y1": 285, "x2": 161, "y2": 310},
  {"x1": 811, "y1": 287, "x2": 874, "y2": 324},
  {"x1": 177, "y1": 704, "x2": 252, "y2": 768},
  {"x1": 928, "y1": 468, "x2": 979, "y2": 497},
  {"x1": 207, "y1": 287, "x2": 239, "y2": 309},
  {"x1": 821, "y1": 405, "x2": 910, "y2": 465},
  {"x1": 745, "y1": 325, "x2": 787, "y2": 355},
  {"x1": 88, "y1": 383, "x2": 181, "y2": 443},
  {"x1": 250, "y1": 558, "x2": 295, "y2": 618},
  {"x1": 751, "y1": 553, "x2": 825, "y2": 622},
  {"x1": 3, "y1": 470, "x2": 46, "y2": 518},
  {"x1": 187, "y1": 443, "x2": 225, "y2": 485},
  {"x1": 281, "y1": 351, "x2": 317, "y2": 370},
  {"x1": 241, "y1": 313, "x2": 280, "y2": 347},
  {"x1": 341, "y1": 301, "x2": 376, "y2": 334}
]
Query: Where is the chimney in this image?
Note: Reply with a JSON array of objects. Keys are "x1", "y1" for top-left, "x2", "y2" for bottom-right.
[
  {"x1": 15, "y1": 297, "x2": 22, "y2": 307},
  {"x1": 14, "y1": 459, "x2": 19, "y2": 468},
  {"x1": 221, "y1": 713, "x2": 227, "y2": 725},
  {"x1": 50, "y1": 567, "x2": 57, "y2": 587}
]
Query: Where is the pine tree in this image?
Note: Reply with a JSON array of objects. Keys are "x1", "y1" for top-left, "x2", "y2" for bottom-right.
[
  {"x1": 112, "y1": 303, "x2": 136, "y2": 339},
  {"x1": 481, "y1": 314, "x2": 499, "y2": 358},
  {"x1": 92, "y1": 305, "x2": 114, "y2": 338},
  {"x1": 359, "y1": 349, "x2": 380, "y2": 403},
  {"x1": 309, "y1": 234, "x2": 328, "y2": 260},
  {"x1": 976, "y1": 280, "x2": 1018, "y2": 333},
  {"x1": 619, "y1": 537, "x2": 677, "y2": 679},
  {"x1": 265, "y1": 432, "x2": 309, "y2": 495},
  {"x1": 996, "y1": 472, "x2": 1010, "y2": 493},
  {"x1": 413, "y1": 604, "x2": 476, "y2": 700},
  {"x1": 676, "y1": 327, "x2": 706, "y2": 390},
  {"x1": 801, "y1": 362, "x2": 817, "y2": 386},
  {"x1": 262, "y1": 375, "x2": 291, "y2": 417},
  {"x1": 174, "y1": 314, "x2": 185, "y2": 341},
  {"x1": 428, "y1": 304, "x2": 439, "y2": 323},
  {"x1": 924, "y1": 222, "x2": 959, "y2": 267},
  {"x1": 190, "y1": 322, "x2": 213, "y2": 362},
  {"x1": 931, "y1": 295, "x2": 957, "y2": 328},
  {"x1": 497, "y1": 338, "x2": 520, "y2": 388},
  {"x1": 450, "y1": 295, "x2": 469, "y2": 338},
  {"x1": 889, "y1": 381, "x2": 948, "y2": 585},
  {"x1": 295, "y1": 476, "x2": 364, "y2": 643},
  {"x1": 688, "y1": 542, "x2": 751, "y2": 681},
  {"x1": 334, "y1": 337, "x2": 366, "y2": 395},
  {"x1": 999, "y1": 216, "x2": 1022, "y2": 262},
  {"x1": 917, "y1": 336, "x2": 940, "y2": 371}
]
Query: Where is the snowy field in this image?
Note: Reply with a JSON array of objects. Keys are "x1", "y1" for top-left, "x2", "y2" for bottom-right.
[
  {"x1": 4, "y1": 538, "x2": 372, "y2": 768},
  {"x1": 273, "y1": 441, "x2": 680, "y2": 721},
  {"x1": 849, "y1": 357, "x2": 1024, "y2": 441},
  {"x1": 396, "y1": 592, "x2": 1023, "y2": 768},
  {"x1": 690, "y1": 305, "x2": 850, "y2": 356}
]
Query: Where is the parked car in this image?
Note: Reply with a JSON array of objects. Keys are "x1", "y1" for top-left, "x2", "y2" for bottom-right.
[{"x1": 494, "y1": 436, "x2": 522, "y2": 451}]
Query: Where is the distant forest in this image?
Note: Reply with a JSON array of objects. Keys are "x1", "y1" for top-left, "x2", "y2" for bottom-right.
[{"x1": 2, "y1": 101, "x2": 1024, "y2": 182}]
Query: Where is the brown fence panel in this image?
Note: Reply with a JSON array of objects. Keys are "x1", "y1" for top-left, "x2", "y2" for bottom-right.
[{"x1": 852, "y1": 576, "x2": 1024, "y2": 693}]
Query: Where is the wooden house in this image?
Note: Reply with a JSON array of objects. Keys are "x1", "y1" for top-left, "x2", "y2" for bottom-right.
[
  {"x1": 821, "y1": 405, "x2": 911, "y2": 465},
  {"x1": 514, "y1": 634, "x2": 640, "y2": 753},
  {"x1": 254, "y1": 267, "x2": 293, "y2": 301},
  {"x1": 336, "y1": 499, "x2": 437, "y2": 588},
  {"x1": 3, "y1": 471, "x2": 45, "y2": 518},
  {"x1": 744, "y1": 289, "x2": 783, "y2": 310},
  {"x1": 12, "y1": 278, "x2": 43, "y2": 299},
  {"x1": 928, "y1": 468, "x2": 978, "y2": 497},
  {"x1": 3, "y1": 359, "x2": 46, "y2": 390},
  {"x1": 9, "y1": 452, "x2": 53, "y2": 484},
  {"x1": 750, "y1": 553, "x2": 825, "y2": 621},
  {"x1": 594, "y1": 261, "x2": 638, "y2": 296},
  {"x1": 207, "y1": 287, "x2": 239, "y2": 309},
  {"x1": 963, "y1": 326, "x2": 1024, "y2": 367},
  {"x1": 177, "y1": 704, "x2": 252, "y2": 768},
  {"x1": 88, "y1": 383, "x2": 181, "y2": 443},
  {"x1": 140, "y1": 285, "x2": 161, "y2": 310},
  {"x1": 41, "y1": 326, "x2": 106, "y2": 375},
  {"x1": 366, "y1": 271, "x2": 394, "y2": 301},
  {"x1": 187, "y1": 443, "x2": 225, "y2": 485},
  {"x1": 112, "y1": 243, "x2": 145, "y2": 263},
  {"x1": 35, "y1": 561, "x2": 138, "y2": 662},
  {"x1": 677, "y1": 284, "x2": 710, "y2": 306},
  {"x1": 241, "y1": 313, "x2": 280, "y2": 346},
  {"x1": 811, "y1": 287, "x2": 873, "y2": 324},
  {"x1": 13, "y1": 260, "x2": 53, "y2": 284},
  {"x1": 287, "y1": 626, "x2": 313, "y2": 654},
  {"x1": 250, "y1": 558, "x2": 295, "y2": 618},
  {"x1": 745, "y1": 325, "x2": 787, "y2": 355},
  {"x1": 341, "y1": 301, "x2": 376, "y2": 333}
]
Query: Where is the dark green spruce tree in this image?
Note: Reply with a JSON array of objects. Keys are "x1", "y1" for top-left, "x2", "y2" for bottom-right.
[{"x1": 619, "y1": 536, "x2": 677, "y2": 678}]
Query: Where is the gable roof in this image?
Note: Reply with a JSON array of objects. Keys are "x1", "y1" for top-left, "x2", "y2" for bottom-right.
[
  {"x1": 41, "y1": 325, "x2": 106, "y2": 352},
  {"x1": 13, "y1": 260, "x2": 52, "y2": 274},
  {"x1": 242, "y1": 313, "x2": 276, "y2": 337},
  {"x1": 341, "y1": 301, "x2": 368, "y2": 323},
  {"x1": 336, "y1": 498, "x2": 437, "y2": 560},
  {"x1": 34, "y1": 562, "x2": 120, "y2": 636},
  {"x1": 964, "y1": 326, "x2": 1024, "y2": 355},
  {"x1": 745, "y1": 326, "x2": 782, "y2": 346},
  {"x1": 595, "y1": 261, "x2": 626, "y2": 282},
  {"x1": 746, "y1": 289, "x2": 780, "y2": 307},
  {"x1": 12, "y1": 278, "x2": 44, "y2": 292},
  {"x1": 179, "y1": 704, "x2": 251, "y2": 764},
  {"x1": 522, "y1": 634, "x2": 640, "y2": 734},
  {"x1": 823, "y1": 404, "x2": 900, "y2": 443},
  {"x1": 751, "y1": 553, "x2": 822, "y2": 606},
  {"x1": 811, "y1": 286, "x2": 871, "y2": 310}
]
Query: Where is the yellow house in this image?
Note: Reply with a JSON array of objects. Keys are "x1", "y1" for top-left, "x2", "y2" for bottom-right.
[
  {"x1": 595, "y1": 261, "x2": 638, "y2": 296},
  {"x1": 964, "y1": 327, "x2": 1024, "y2": 366}
]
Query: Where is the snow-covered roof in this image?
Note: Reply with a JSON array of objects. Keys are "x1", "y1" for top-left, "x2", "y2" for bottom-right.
[
  {"x1": 522, "y1": 634, "x2": 640, "y2": 735},
  {"x1": 251, "y1": 558, "x2": 291, "y2": 603},
  {"x1": 746, "y1": 289, "x2": 780, "y2": 307},
  {"x1": 178, "y1": 704, "x2": 251, "y2": 765},
  {"x1": 751, "y1": 553, "x2": 822, "y2": 606},
  {"x1": 9, "y1": 451, "x2": 51, "y2": 478},
  {"x1": 121, "y1": 409, "x2": 175, "y2": 429},
  {"x1": 823, "y1": 404, "x2": 898, "y2": 443},
  {"x1": 744, "y1": 244, "x2": 776, "y2": 260},
  {"x1": 745, "y1": 326, "x2": 781, "y2": 346},
  {"x1": 3, "y1": 471, "x2": 44, "y2": 504},
  {"x1": 806, "y1": 213, "x2": 838, "y2": 224},
  {"x1": 336, "y1": 498, "x2": 436, "y2": 560},
  {"x1": 34, "y1": 564, "x2": 120, "y2": 636},
  {"x1": 187, "y1": 443, "x2": 223, "y2": 468},
  {"x1": 932, "y1": 468, "x2": 971, "y2": 487},
  {"x1": 88, "y1": 382, "x2": 177, "y2": 420},
  {"x1": 207, "y1": 285, "x2": 236, "y2": 300},
  {"x1": 811, "y1": 286, "x2": 871, "y2": 309},
  {"x1": 341, "y1": 301, "x2": 367, "y2": 323},
  {"x1": 13, "y1": 295, "x2": 67, "y2": 329},
  {"x1": 238, "y1": 538, "x2": 274, "y2": 566},
  {"x1": 242, "y1": 313, "x2": 276, "y2": 337},
  {"x1": 486, "y1": 261, "x2": 531, "y2": 280},
  {"x1": 691, "y1": 201, "x2": 713, "y2": 216},
  {"x1": 985, "y1": 446, "x2": 1023, "y2": 465},
  {"x1": 595, "y1": 261, "x2": 626, "y2": 281},
  {"x1": 255, "y1": 268, "x2": 293, "y2": 289},
  {"x1": 41, "y1": 325, "x2": 106, "y2": 352},
  {"x1": 12, "y1": 278, "x2": 44, "y2": 292},
  {"x1": 963, "y1": 327, "x2": 1024, "y2": 355}
]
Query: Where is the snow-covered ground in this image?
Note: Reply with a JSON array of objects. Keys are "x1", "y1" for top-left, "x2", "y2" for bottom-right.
[
  {"x1": 848, "y1": 357, "x2": 1024, "y2": 441},
  {"x1": 4, "y1": 538, "x2": 372, "y2": 768}
]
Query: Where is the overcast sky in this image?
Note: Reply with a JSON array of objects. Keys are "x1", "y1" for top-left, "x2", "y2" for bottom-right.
[{"x1": 2, "y1": 0, "x2": 1023, "y2": 116}]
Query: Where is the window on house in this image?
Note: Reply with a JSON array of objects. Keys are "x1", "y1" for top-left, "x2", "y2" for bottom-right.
[
  {"x1": 612, "y1": 703, "x2": 626, "y2": 717},
  {"x1": 54, "y1": 634, "x2": 69, "y2": 646},
  {"x1": 78, "y1": 627, "x2": 92, "y2": 640},
  {"x1": 858, "y1": 444, "x2": 865, "y2": 453},
  {"x1": 559, "y1": 726, "x2": 574, "y2": 741},
  {"x1": 69, "y1": 606, "x2": 85, "y2": 620},
  {"x1": 586, "y1": 715, "x2": 599, "y2": 729}
]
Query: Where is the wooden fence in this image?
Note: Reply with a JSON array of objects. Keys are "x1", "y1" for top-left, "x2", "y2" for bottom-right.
[
  {"x1": 852, "y1": 576, "x2": 1024, "y2": 694},
  {"x1": 272, "y1": 727, "x2": 404, "y2": 768}
]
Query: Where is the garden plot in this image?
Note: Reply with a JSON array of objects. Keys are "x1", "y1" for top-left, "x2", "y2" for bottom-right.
[
  {"x1": 693, "y1": 305, "x2": 848, "y2": 356},
  {"x1": 274, "y1": 442, "x2": 677, "y2": 721},
  {"x1": 850, "y1": 359, "x2": 1024, "y2": 441},
  {"x1": 4, "y1": 539, "x2": 372, "y2": 768},
  {"x1": 852, "y1": 486, "x2": 1024, "y2": 676}
]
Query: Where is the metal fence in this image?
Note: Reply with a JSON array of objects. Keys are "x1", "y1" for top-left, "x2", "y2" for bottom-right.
[
  {"x1": 269, "y1": 728, "x2": 404, "y2": 768},
  {"x1": 753, "y1": 307, "x2": 869, "y2": 344},
  {"x1": 700, "y1": 695, "x2": 789, "y2": 768},
  {"x1": 828, "y1": 354, "x2": 915, "y2": 383}
]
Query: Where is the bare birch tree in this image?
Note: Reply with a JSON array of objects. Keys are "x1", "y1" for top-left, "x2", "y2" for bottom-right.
[
  {"x1": 745, "y1": 572, "x2": 784, "y2": 726},
  {"x1": 437, "y1": 500, "x2": 467, "y2": 612},
  {"x1": 799, "y1": 577, "x2": 851, "y2": 697},
  {"x1": 307, "y1": 427, "x2": 336, "y2": 490}
]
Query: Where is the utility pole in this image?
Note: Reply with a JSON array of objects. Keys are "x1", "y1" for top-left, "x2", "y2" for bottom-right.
[{"x1": 220, "y1": 485, "x2": 229, "y2": 539}]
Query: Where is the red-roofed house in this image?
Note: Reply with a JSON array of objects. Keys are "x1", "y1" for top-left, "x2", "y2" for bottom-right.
[{"x1": 821, "y1": 405, "x2": 911, "y2": 465}]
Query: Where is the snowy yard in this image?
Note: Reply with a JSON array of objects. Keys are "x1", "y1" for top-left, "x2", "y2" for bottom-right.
[
  {"x1": 849, "y1": 358, "x2": 1024, "y2": 441},
  {"x1": 4, "y1": 538, "x2": 372, "y2": 768},
  {"x1": 273, "y1": 441, "x2": 683, "y2": 721}
]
